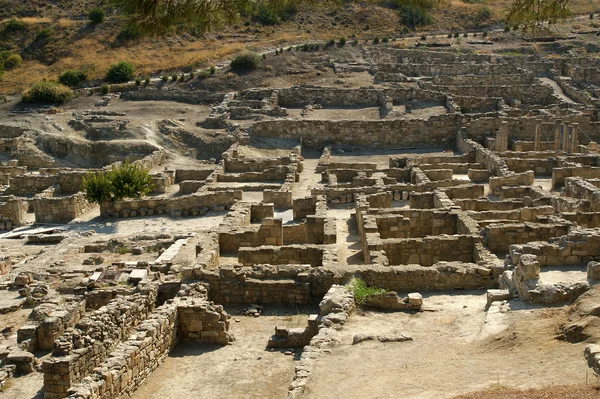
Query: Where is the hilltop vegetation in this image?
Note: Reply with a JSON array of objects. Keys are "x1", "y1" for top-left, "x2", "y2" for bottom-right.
[{"x1": 0, "y1": 0, "x2": 597, "y2": 95}]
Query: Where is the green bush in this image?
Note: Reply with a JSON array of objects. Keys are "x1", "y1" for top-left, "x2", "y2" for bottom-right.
[
  {"x1": 339, "y1": 37, "x2": 346, "y2": 46},
  {"x1": 209, "y1": 65, "x2": 216, "y2": 75},
  {"x1": 382, "y1": 37, "x2": 389, "y2": 43},
  {"x1": 347, "y1": 278, "x2": 387, "y2": 305},
  {"x1": 373, "y1": 37, "x2": 380, "y2": 44},
  {"x1": 399, "y1": 5, "x2": 433, "y2": 28},
  {"x1": 197, "y1": 70, "x2": 211, "y2": 79},
  {"x1": 22, "y1": 81, "x2": 73, "y2": 104},
  {"x1": 99, "y1": 84, "x2": 110, "y2": 95},
  {"x1": 477, "y1": 7, "x2": 492, "y2": 21},
  {"x1": 4, "y1": 19, "x2": 25, "y2": 32},
  {"x1": 116, "y1": 24, "x2": 142, "y2": 41},
  {"x1": 36, "y1": 28, "x2": 54, "y2": 41},
  {"x1": 144, "y1": 76, "x2": 150, "y2": 85},
  {"x1": 161, "y1": 75, "x2": 168, "y2": 82},
  {"x1": 105, "y1": 61, "x2": 135, "y2": 83},
  {"x1": 58, "y1": 70, "x2": 87, "y2": 87},
  {"x1": 421, "y1": 33, "x2": 427, "y2": 40},
  {"x1": 230, "y1": 52, "x2": 261, "y2": 71},
  {"x1": 88, "y1": 8, "x2": 105, "y2": 24},
  {"x1": 171, "y1": 73, "x2": 178, "y2": 82},
  {"x1": 82, "y1": 160, "x2": 153, "y2": 203},
  {"x1": 3, "y1": 54, "x2": 22, "y2": 70},
  {"x1": 135, "y1": 78, "x2": 141, "y2": 86}
]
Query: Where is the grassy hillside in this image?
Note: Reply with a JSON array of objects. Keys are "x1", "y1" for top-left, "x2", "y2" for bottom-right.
[{"x1": 0, "y1": 0, "x2": 598, "y2": 95}]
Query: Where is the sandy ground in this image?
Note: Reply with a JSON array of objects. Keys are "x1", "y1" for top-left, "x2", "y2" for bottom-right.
[
  {"x1": 131, "y1": 306, "x2": 317, "y2": 399},
  {"x1": 303, "y1": 292, "x2": 589, "y2": 399}
]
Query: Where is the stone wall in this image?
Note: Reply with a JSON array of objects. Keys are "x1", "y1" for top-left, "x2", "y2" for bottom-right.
[
  {"x1": 252, "y1": 115, "x2": 461, "y2": 149},
  {"x1": 17, "y1": 297, "x2": 87, "y2": 352},
  {"x1": 120, "y1": 88, "x2": 225, "y2": 104},
  {"x1": 42, "y1": 285, "x2": 158, "y2": 398},
  {"x1": 373, "y1": 235, "x2": 476, "y2": 266},
  {"x1": 484, "y1": 222, "x2": 571, "y2": 254},
  {"x1": 238, "y1": 245, "x2": 332, "y2": 268},
  {"x1": 194, "y1": 265, "x2": 317, "y2": 305},
  {"x1": 99, "y1": 190, "x2": 242, "y2": 218},
  {"x1": 0, "y1": 196, "x2": 26, "y2": 228},
  {"x1": 34, "y1": 192, "x2": 96, "y2": 223}
]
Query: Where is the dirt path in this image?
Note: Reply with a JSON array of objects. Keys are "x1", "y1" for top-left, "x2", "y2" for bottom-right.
[
  {"x1": 131, "y1": 306, "x2": 314, "y2": 399},
  {"x1": 293, "y1": 150, "x2": 322, "y2": 199},
  {"x1": 329, "y1": 208, "x2": 363, "y2": 266},
  {"x1": 303, "y1": 292, "x2": 589, "y2": 399}
]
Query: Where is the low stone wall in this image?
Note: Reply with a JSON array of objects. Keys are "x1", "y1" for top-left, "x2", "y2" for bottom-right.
[
  {"x1": 194, "y1": 265, "x2": 317, "y2": 305},
  {"x1": 0, "y1": 196, "x2": 26, "y2": 228},
  {"x1": 174, "y1": 168, "x2": 215, "y2": 183},
  {"x1": 65, "y1": 304, "x2": 179, "y2": 399},
  {"x1": 374, "y1": 235, "x2": 477, "y2": 266},
  {"x1": 363, "y1": 291, "x2": 423, "y2": 311},
  {"x1": 552, "y1": 166, "x2": 600, "y2": 187},
  {"x1": 509, "y1": 228, "x2": 600, "y2": 266},
  {"x1": 42, "y1": 286, "x2": 158, "y2": 398},
  {"x1": 252, "y1": 115, "x2": 460, "y2": 149},
  {"x1": 489, "y1": 170, "x2": 534, "y2": 195},
  {"x1": 9, "y1": 171, "x2": 88, "y2": 196},
  {"x1": 99, "y1": 190, "x2": 242, "y2": 218},
  {"x1": 238, "y1": 245, "x2": 331, "y2": 267},
  {"x1": 351, "y1": 262, "x2": 497, "y2": 292},
  {"x1": 120, "y1": 88, "x2": 225, "y2": 104},
  {"x1": 17, "y1": 297, "x2": 86, "y2": 352},
  {"x1": 483, "y1": 222, "x2": 571, "y2": 254},
  {"x1": 268, "y1": 315, "x2": 319, "y2": 348},
  {"x1": 34, "y1": 192, "x2": 96, "y2": 223}
]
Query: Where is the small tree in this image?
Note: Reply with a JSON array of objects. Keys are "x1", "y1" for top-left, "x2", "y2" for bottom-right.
[
  {"x1": 58, "y1": 70, "x2": 87, "y2": 87},
  {"x1": 88, "y1": 8, "x2": 106, "y2": 24},
  {"x1": 82, "y1": 160, "x2": 153, "y2": 203},
  {"x1": 106, "y1": 61, "x2": 135, "y2": 83},
  {"x1": 22, "y1": 82, "x2": 74, "y2": 104},
  {"x1": 230, "y1": 52, "x2": 261, "y2": 71}
]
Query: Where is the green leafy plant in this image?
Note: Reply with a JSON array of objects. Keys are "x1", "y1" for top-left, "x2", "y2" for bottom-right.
[
  {"x1": 230, "y1": 52, "x2": 261, "y2": 71},
  {"x1": 4, "y1": 18, "x2": 25, "y2": 32},
  {"x1": 58, "y1": 70, "x2": 87, "y2": 87},
  {"x1": 100, "y1": 83, "x2": 111, "y2": 95},
  {"x1": 3, "y1": 54, "x2": 22, "y2": 70},
  {"x1": 209, "y1": 65, "x2": 216, "y2": 74},
  {"x1": 82, "y1": 160, "x2": 153, "y2": 203},
  {"x1": 22, "y1": 82, "x2": 73, "y2": 104},
  {"x1": 88, "y1": 8, "x2": 106, "y2": 24},
  {"x1": 161, "y1": 75, "x2": 169, "y2": 82},
  {"x1": 347, "y1": 278, "x2": 387, "y2": 305},
  {"x1": 106, "y1": 61, "x2": 135, "y2": 83}
]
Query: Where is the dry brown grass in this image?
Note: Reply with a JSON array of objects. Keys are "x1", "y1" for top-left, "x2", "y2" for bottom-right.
[
  {"x1": 454, "y1": 383, "x2": 600, "y2": 399},
  {"x1": 1, "y1": 1, "x2": 598, "y2": 95},
  {"x1": 0, "y1": 16, "x2": 51, "y2": 25}
]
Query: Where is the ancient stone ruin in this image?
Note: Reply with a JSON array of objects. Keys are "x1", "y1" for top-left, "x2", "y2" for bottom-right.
[{"x1": 1, "y1": 42, "x2": 600, "y2": 398}]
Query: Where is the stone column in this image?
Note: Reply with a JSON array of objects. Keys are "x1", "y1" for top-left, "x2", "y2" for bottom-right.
[
  {"x1": 562, "y1": 124, "x2": 571, "y2": 153},
  {"x1": 570, "y1": 123, "x2": 579, "y2": 154},
  {"x1": 534, "y1": 120, "x2": 541, "y2": 151},
  {"x1": 553, "y1": 119, "x2": 562, "y2": 151}
]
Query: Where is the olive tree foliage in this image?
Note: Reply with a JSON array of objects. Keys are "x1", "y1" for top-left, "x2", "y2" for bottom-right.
[
  {"x1": 109, "y1": 0, "x2": 339, "y2": 34},
  {"x1": 82, "y1": 160, "x2": 153, "y2": 204},
  {"x1": 506, "y1": 0, "x2": 573, "y2": 36}
]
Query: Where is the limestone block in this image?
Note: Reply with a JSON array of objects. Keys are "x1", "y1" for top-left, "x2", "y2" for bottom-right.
[
  {"x1": 587, "y1": 262, "x2": 600, "y2": 281},
  {"x1": 407, "y1": 293, "x2": 422, "y2": 307},
  {"x1": 486, "y1": 289, "x2": 510, "y2": 308},
  {"x1": 519, "y1": 254, "x2": 540, "y2": 279}
]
